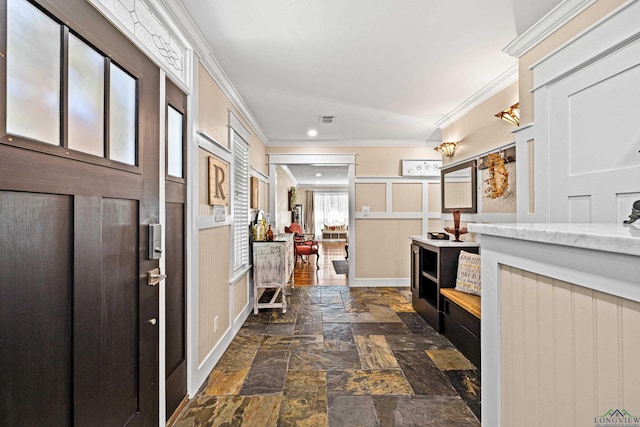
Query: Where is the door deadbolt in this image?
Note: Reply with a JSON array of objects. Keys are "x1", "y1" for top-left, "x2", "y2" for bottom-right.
[{"x1": 147, "y1": 268, "x2": 167, "y2": 286}]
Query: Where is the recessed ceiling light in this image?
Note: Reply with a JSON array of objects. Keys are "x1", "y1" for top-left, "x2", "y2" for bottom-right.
[
  {"x1": 315, "y1": 173, "x2": 322, "y2": 177},
  {"x1": 307, "y1": 129, "x2": 318, "y2": 137}
]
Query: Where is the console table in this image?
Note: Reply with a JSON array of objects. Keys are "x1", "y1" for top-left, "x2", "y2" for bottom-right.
[
  {"x1": 409, "y1": 236, "x2": 479, "y2": 331},
  {"x1": 252, "y1": 233, "x2": 294, "y2": 314}
]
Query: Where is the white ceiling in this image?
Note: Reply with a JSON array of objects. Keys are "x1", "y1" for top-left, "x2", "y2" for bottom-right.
[{"x1": 178, "y1": 0, "x2": 561, "y2": 183}]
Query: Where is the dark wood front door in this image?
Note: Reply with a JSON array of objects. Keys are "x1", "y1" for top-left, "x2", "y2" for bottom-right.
[
  {"x1": 164, "y1": 78, "x2": 188, "y2": 420},
  {"x1": 0, "y1": 0, "x2": 159, "y2": 425}
]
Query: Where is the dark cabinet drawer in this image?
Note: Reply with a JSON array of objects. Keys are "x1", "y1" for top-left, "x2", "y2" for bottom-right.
[{"x1": 441, "y1": 296, "x2": 480, "y2": 338}]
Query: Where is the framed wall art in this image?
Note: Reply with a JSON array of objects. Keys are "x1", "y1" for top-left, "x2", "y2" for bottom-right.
[
  {"x1": 401, "y1": 159, "x2": 442, "y2": 177},
  {"x1": 208, "y1": 155, "x2": 229, "y2": 206},
  {"x1": 250, "y1": 176, "x2": 259, "y2": 209}
]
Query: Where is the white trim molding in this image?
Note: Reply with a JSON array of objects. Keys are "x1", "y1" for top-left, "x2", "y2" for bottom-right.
[
  {"x1": 435, "y1": 64, "x2": 518, "y2": 129},
  {"x1": 268, "y1": 139, "x2": 441, "y2": 148},
  {"x1": 88, "y1": 0, "x2": 193, "y2": 91},
  {"x1": 503, "y1": 0, "x2": 598, "y2": 58},
  {"x1": 530, "y1": 0, "x2": 640, "y2": 90},
  {"x1": 268, "y1": 153, "x2": 357, "y2": 165}
]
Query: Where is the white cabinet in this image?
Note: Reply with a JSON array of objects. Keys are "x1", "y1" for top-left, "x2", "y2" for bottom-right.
[{"x1": 252, "y1": 233, "x2": 294, "y2": 314}]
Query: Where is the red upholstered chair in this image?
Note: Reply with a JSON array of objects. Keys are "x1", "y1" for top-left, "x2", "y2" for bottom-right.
[{"x1": 284, "y1": 223, "x2": 319, "y2": 269}]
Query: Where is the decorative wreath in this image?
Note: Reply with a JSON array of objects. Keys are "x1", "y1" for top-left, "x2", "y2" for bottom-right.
[
  {"x1": 484, "y1": 153, "x2": 509, "y2": 199},
  {"x1": 289, "y1": 187, "x2": 297, "y2": 209}
]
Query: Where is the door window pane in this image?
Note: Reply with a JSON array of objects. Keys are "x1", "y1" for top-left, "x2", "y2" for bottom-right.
[
  {"x1": 109, "y1": 64, "x2": 136, "y2": 165},
  {"x1": 7, "y1": 0, "x2": 61, "y2": 145},
  {"x1": 167, "y1": 106, "x2": 183, "y2": 178},
  {"x1": 68, "y1": 34, "x2": 104, "y2": 157}
]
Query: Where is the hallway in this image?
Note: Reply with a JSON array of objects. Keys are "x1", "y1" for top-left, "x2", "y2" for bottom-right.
[{"x1": 173, "y1": 243, "x2": 481, "y2": 426}]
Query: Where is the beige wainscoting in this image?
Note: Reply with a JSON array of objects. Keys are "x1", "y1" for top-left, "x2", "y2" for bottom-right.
[
  {"x1": 500, "y1": 265, "x2": 640, "y2": 426},
  {"x1": 355, "y1": 218, "x2": 421, "y2": 278},
  {"x1": 391, "y1": 183, "x2": 422, "y2": 212},
  {"x1": 427, "y1": 218, "x2": 442, "y2": 232},
  {"x1": 355, "y1": 183, "x2": 386, "y2": 212},
  {"x1": 428, "y1": 182, "x2": 441, "y2": 213},
  {"x1": 198, "y1": 226, "x2": 231, "y2": 364}
]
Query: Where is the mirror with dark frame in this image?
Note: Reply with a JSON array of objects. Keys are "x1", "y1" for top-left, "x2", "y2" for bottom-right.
[{"x1": 441, "y1": 160, "x2": 477, "y2": 213}]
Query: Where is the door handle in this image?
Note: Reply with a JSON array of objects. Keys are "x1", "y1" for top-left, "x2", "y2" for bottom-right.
[{"x1": 147, "y1": 268, "x2": 167, "y2": 286}]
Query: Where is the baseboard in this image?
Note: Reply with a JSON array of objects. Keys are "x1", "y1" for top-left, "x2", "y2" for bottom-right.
[
  {"x1": 188, "y1": 303, "x2": 251, "y2": 397},
  {"x1": 349, "y1": 278, "x2": 410, "y2": 288}
]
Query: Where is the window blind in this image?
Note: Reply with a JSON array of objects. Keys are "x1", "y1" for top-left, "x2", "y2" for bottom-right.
[{"x1": 232, "y1": 133, "x2": 249, "y2": 271}]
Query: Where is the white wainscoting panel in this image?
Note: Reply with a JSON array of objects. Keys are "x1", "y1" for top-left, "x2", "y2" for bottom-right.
[
  {"x1": 530, "y1": 1, "x2": 640, "y2": 223},
  {"x1": 568, "y1": 195, "x2": 591, "y2": 223},
  {"x1": 568, "y1": 65, "x2": 640, "y2": 176},
  {"x1": 617, "y1": 192, "x2": 640, "y2": 223},
  {"x1": 548, "y1": 38, "x2": 640, "y2": 222}
]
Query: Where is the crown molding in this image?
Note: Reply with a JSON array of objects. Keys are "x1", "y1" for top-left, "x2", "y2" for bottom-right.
[
  {"x1": 503, "y1": 0, "x2": 598, "y2": 58},
  {"x1": 434, "y1": 64, "x2": 518, "y2": 130},
  {"x1": 157, "y1": 0, "x2": 270, "y2": 145},
  {"x1": 268, "y1": 139, "x2": 441, "y2": 147}
]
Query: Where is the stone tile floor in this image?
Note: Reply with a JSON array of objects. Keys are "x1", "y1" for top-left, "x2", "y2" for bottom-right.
[{"x1": 174, "y1": 286, "x2": 481, "y2": 427}]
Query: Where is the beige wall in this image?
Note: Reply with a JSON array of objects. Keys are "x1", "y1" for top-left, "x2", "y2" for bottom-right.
[
  {"x1": 250, "y1": 137, "x2": 268, "y2": 177},
  {"x1": 198, "y1": 63, "x2": 230, "y2": 149},
  {"x1": 199, "y1": 62, "x2": 269, "y2": 172},
  {"x1": 195, "y1": 60, "x2": 269, "y2": 371},
  {"x1": 442, "y1": 81, "x2": 518, "y2": 166},
  {"x1": 501, "y1": 265, "x2": 640, "y2": 426}
]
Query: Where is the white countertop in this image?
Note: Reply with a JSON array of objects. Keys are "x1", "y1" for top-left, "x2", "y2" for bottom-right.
[
  {"x1": 409, "y1": 235, "x2": 480, "y2": 248},
  {"x1": 468, "y1": 222, "x2": 640, "y2": 256}
]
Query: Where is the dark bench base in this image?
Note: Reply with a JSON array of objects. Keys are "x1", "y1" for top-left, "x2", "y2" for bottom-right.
[{"x1": 440, "y1": 293, "x2": 481, "y2": 369}]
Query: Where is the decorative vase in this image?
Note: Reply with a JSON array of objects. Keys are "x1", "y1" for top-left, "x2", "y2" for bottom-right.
[
  {"x1": 452, "y1": 210, "x2": 462, "y2": 242},
  {"x1": 444, "y1": 209, "x2": 468, "y2": 242}
]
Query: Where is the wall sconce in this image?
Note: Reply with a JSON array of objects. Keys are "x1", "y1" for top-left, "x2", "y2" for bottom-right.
[
  {"x1": 434, "y1": 141, "x2": 458, "y2": 157},
  {"x1": 495, "y1": 102, "x2": 520, "y2": 126}
]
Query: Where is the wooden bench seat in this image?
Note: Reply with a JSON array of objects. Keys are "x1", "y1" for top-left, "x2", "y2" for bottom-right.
[
  {"x1": 439, "y1": 288, "x2": 481, "y2": 369},
  {"x1": 440, "y1": 288, "x2": 481, "y2": 318}
]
